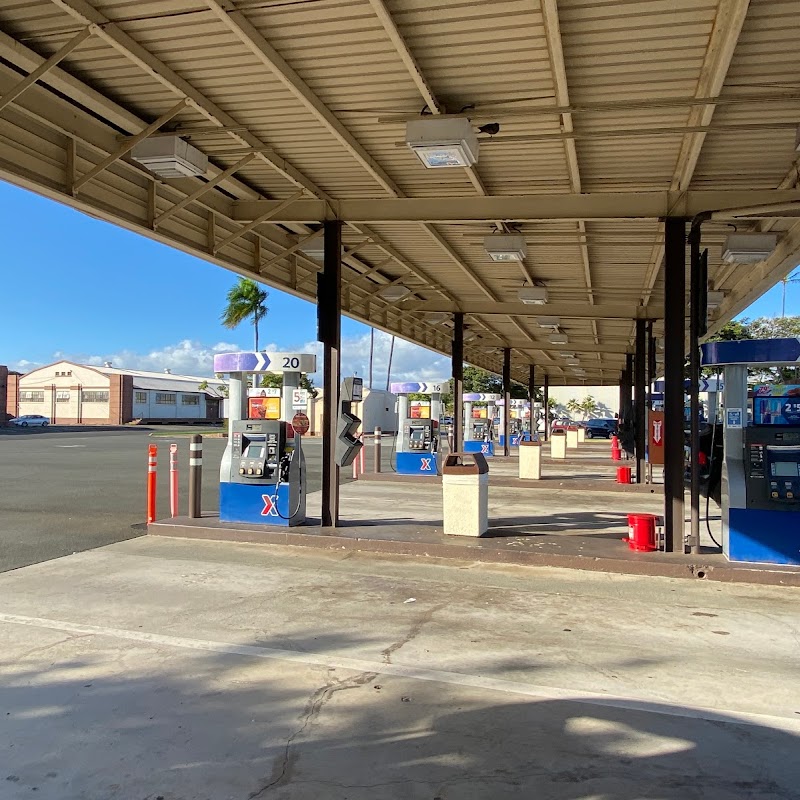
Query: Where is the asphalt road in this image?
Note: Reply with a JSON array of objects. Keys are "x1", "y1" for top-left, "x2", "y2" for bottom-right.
[{"x1": 0, "y1": 426, "x2": 396, "y2": 573}]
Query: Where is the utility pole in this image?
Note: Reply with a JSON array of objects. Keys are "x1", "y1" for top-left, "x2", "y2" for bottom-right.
[{"x1": 782, "y1": 272, "x2": 799, "y2": 318}]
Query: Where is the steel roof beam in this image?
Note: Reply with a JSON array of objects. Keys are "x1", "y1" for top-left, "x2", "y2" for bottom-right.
[
  {"x1": 406, "y1": 300, "x2": 658, "y2": 320},
  {"x1": 203, "y1": 0, "x2": 503, "y2": 308},
  {"x1": 0, "y1": 26, "x2": 93, "y2": 115},
  {"x1": 232, "y1": 191, "x2": 800, "y2": 223},
  {"x1": 540, "y1": 0, "x2": 600, "y2": 349},
  {"x1": 641, "y1": 0, "x2": 750, "y2": 305},
  {"x1": 48, "y1": 0, "x2": 463, "y2": 338}
]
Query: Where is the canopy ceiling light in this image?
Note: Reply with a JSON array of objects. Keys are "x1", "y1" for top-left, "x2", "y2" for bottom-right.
[
  {"x1": 722, "y1": 233, "x2": 778, "y2": 264},
  {"x1": 558, "y1": 352, "x2": 576, "y2": 360},
  {"x1": 517, "y1": 286, "x2": 548, "y2": 305},
  {"x1": 484, "y1": 234, "x2": 527, "y2": 262},
  {"x1": 405, "y1": 117, "x2": 479, "y2": 168},
  {"x1": 463, "y1": 329, "x2": 479, "y2": 342},
  {"x1": 707, "y1": 290, "x2": 725, "y2": 309},
  {"x1": 549, "y1": 333, "x2": 569, "y2": 345},
  {"x1": 565, "y1": 358, "x2": 580, "y2": 366},
  {"x1": 425, "y1": 312, "x2": 450, "y2": 325},
  {"x1": 536, "y1": 316, "x2": 561, "y2": 330},
  {"x1": 131, "y1": 136, "x2": 208, "y2": 178},
  {"x1": 378, "y1": 285, "x2": 411, "y2": 302}
]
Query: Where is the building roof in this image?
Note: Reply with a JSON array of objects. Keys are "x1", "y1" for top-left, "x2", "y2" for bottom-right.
[
  {"x1": 96, "y1": 366, "x2": 227, "y2": 396},
  {"x1": 0, "y1": 1, "x2": 798, "y2": 385}
]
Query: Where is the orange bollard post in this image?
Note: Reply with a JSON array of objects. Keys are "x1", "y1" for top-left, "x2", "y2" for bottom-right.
[{"x1": 147, "y1": 443, "x2": 158, "y2": 524}]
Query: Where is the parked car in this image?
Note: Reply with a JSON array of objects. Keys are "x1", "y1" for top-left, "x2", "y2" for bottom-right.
[
  {"x1": 549, "y1": 419, "x2": 573, "y2": 434},
  {"x1": 9, "y1": 414, "x2": 49, "y2": 427},
  {"x1": 583, "y1": 418, "x2": 618, "y2": 439}
]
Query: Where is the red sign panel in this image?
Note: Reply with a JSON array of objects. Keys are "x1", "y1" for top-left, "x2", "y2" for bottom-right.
[
  {"x1": 648, "y1": 411, "x2": 665, "y2": 466},
  {"x1": 292, "y1": 411, "x2": 310, "y2": 435}
]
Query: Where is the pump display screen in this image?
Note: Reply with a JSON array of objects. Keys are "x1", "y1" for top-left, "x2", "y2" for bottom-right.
[
  {"x1": 246, "y1": 445, "x2": 264, "y2": 458},
  {"x1": 410, "y1": 429, "x2": 425, "y2": 441},
  {"x1": 772, "y1": 462, "x2": 799, "y2": 478}
]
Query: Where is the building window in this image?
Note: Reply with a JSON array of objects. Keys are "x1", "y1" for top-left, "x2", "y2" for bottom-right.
[
  {"x1": 81, "y1": 390, "x2": 109, "y2": 403},
  {"x1": 56, "y1": 390, "x2": 70, "y2": 403},
  {"x1": 20, "y1": 390, "x2": 44, "y2": 402},
  {"x1": 181, "y1": 395, "x2": 200, "y2": 406},
  {"x1": 155, "y1": 393, "x2": 176, "y2": 405},
  {"x1": 135, "y1": 391, "x2": 147, "y2": 404}
]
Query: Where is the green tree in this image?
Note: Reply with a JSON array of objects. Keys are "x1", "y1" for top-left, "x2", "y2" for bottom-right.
[
  {"x1": 579, "y1": 395, "x2": 598, "y2": 419},
  {"x1": 699, "y1": 315, "x2": 800, "y2": 383},
  {"x1": 221, "y1": 278, "x2": 269, "y2": 351},
  {"x1": 198, "y1": 377, "x2": 229, "y2": 398},
  {"x1": 459, "y1": 365, "x2": 528, "y2": 398},
  {"x1": 565, "y1": 398, "x2": 581, "y2": 418}
]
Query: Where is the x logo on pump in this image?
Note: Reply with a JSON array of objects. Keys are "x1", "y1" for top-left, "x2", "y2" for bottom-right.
[
  {"x1": 420, "y1": 458, "x2": 432, "y2": 471},
  {"x1": 481, "y1": 444, "x2": 489, "y2": 454},
  {"x1": 261, "y1": 494, "x2": 278, "y2": 517}
]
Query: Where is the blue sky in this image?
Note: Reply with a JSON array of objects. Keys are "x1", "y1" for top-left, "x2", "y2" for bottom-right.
[{"x1": 1, "y1": 181, "x2": 798, "y2": 380}]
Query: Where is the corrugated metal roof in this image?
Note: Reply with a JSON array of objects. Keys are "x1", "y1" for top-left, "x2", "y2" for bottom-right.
[{"x1": 0, "y1": 0, "x2": 797, "y2": 384}]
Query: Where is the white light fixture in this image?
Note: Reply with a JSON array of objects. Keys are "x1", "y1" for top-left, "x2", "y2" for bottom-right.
[
  {"x1": 565, "y1": 358, "x2": 580, "y2": 366},
  {"x1": 405, "y1": 117, "x2": 479, "y2": 168},
  {"x1": 558, "y1": 352, "x2": 576, "y2": 360},
  {"x1": 378, "y1": 285, "x2": 411, "y2": 302},
  {"x1": 484, "y1": 234, "x2": 527, "y2": 262},
  {"x1": 707, "y1": 290, "x2": 725, "y2": 309},
  {"x1": 536, "y1": 316, "x2": 560, "y2": 330},
  {"x1": 517, "y1": 286, "x2": 548, "y2": 305},
  {"x1": 722, "y1": 233, "x2": 777, "y2": 264},
  {"x1": 425, "y1": 312, "x2": 450, "y2": 325},
  {"x1": 131, "y1": 136, "x2": 208, "y2": 178},
  {"x1": 549, "y1": 333, "x2": 569, "y2": 345}
]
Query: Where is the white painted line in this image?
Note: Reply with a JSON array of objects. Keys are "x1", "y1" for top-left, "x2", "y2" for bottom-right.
[
  {"x1": 55, "y1": 445, "x2": 87, "y2": 448},
  {"x1": 1, "y1": 611, "x2": 797, "y2": 733}
]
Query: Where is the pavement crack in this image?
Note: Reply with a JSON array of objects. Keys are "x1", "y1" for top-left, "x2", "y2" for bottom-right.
[
  {"x1": 382, "y1": 600, "x2": 447, "y2": 665},
  {"x1": 248, "y1": 668, "x2": 378, "y2": 798}
]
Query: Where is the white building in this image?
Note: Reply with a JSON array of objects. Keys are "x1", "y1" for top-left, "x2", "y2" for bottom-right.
[{"x1": 11, "y1": 360, "x2": 227, "y2": 425}]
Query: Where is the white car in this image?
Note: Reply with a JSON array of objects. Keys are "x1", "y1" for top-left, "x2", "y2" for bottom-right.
[{"x1": 9, "y1": 414, "x2": 49, "y2": 427}]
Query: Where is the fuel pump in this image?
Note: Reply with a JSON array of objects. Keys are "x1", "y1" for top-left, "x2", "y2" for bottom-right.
[
  {"x1": 463, "y1": 393, "x2": 499, "y2": 457},
  {"x1": 390, "y1": 380, "x2": 445, "y2": 476},
  {"x1": 214, "y1": 350, "x2": 316, "y2": 527},
  {"x1": 701, "y1": 339, "x2": 800, "y2": 565},
  {"x1": 221, "y1": 419, "x2": 306, "y2": 525}
]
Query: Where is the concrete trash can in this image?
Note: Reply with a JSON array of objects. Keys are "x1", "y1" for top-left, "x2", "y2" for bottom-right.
[
  {"x1": 519, "y1": 439, "x2": 542, "y2": 480},
  {"x1": 442, "y1": 452, "x2": 489, "y2": 537},
  {"x1": 566, "y1": 426, "x2": 579, "y2": 449},
  {"x1": 577, "y1": 426, "x2": 586, "y2": 444},
  {"x1": 550, "y1": 431, "x2": 567, "y2": 459}
]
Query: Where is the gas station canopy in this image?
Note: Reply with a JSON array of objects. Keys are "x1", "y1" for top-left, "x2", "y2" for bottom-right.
[{"x1": 1, "y1": 0, "x2": 799, "y2": 384}]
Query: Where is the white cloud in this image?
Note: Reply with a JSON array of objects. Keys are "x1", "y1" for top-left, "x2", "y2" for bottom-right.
[{"x1": 9, "y1": 332, "x2": 450, "y2": 385}]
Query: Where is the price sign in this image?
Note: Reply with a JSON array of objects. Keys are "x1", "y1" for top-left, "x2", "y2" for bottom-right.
[{"x1": 292, "y1": 388, "x2": 309, "y2": 410}]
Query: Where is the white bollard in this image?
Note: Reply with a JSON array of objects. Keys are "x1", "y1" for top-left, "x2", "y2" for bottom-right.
[
  {"x1": 550, "y1": 432, "x2": 567, "y2": 459},
  {"x1": 566, "y1": 426, "x2": 579, "y2": 449},
  {"x1": 442, "y1": 453, "x2": 489, "y2": 537},
  {"x1": 519, "y1": 440, "x2": 542, "y2": 480},
  {"x1": 577, "y1": 426, "x2": 586, "y2": 444}
]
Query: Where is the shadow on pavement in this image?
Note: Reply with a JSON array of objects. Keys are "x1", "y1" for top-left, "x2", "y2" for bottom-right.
[{"x1": 1, "y1": 631, "x2": 797, "y2": 799}]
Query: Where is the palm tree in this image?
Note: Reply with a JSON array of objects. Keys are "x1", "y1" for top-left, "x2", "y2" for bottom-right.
[{"x1": 221, "y1": 278, "x2": 269, "y2": 350}]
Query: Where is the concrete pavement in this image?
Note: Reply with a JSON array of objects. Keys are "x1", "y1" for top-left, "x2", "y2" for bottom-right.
[
  {"x1": 1, "y1": 536, "x2": 798, "y2": 799},
  {"x1": 0, "y1": 427, "x2": 392, "y2": 572}
]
